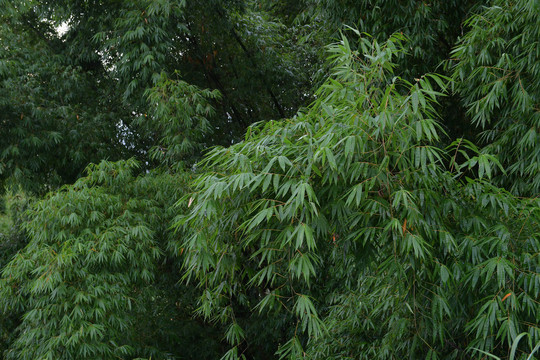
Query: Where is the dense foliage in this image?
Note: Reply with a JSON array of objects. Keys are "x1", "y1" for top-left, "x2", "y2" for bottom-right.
[
  {"x1": 0, "y1": 1, "x2": 538, "y2": 359},
  {"x1": 452, "y1": 0, "x2": 540, "y2": 196}
]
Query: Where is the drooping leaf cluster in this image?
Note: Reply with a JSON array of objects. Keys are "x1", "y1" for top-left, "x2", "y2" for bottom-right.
[
  {"x1": 0, "y1": 192, "x2": 31, "y2": 354},
  {"x1": 143, "y1": 72, "x2": 221, "y2": 169},
  {"x1": 452, "y1": 0, "x2": 540, "y2": 196},
  {"x1": 178, "y1": 34, "x2": 539, "y2": 359},
  {"x1": 0, "y1": 160, "x2": 229, "y2": 359}
]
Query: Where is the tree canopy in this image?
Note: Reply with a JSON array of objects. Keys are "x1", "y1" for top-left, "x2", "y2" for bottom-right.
[{"x1": 0, "y1": 1, "x2": 538, "y2": 359}]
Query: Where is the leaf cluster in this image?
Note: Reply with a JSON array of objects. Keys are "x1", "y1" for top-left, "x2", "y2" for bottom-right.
[
  {"x1": 452, "y1": 0, "x2": 540, "y2": 196},
  {"x1": 178, "y1": 34, "x2": 539, "y2": 359}
]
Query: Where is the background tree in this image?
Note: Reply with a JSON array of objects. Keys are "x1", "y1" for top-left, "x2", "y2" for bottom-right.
[
  {"x1": 0, "y1": 18, "x2": 126, "y2": 193},
  {"x1": 452, "y1": 0, "x2": 540, "y2": 196}
]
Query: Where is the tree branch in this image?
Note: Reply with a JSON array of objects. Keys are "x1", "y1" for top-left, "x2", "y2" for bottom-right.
[{"x1": 215, "y1": 6, "x2": 286, "y2": 119}]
